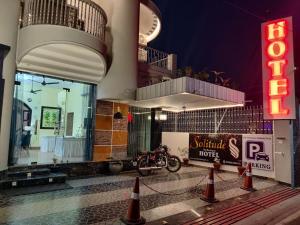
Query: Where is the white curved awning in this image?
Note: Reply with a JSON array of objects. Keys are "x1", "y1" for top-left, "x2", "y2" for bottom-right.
[{"x1": 134, "y1": 77, "x2": 245, "y2": 112}]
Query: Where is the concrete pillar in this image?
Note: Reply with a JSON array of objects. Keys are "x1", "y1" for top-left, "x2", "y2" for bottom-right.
[
  {"x1": 97, "y1": 0, "x2": 140, "y2": 101},
  {"x1": 167, "y1": 54, "x2": 177, "y2": 73},
  {"x1": 0, "y1": 0, "x2": 20, "y2": 171},
  {"x1": 150, "y1": 108, "x2": 162, "y2": 151},
  {"x1": 273, "y1": 120, "x2": 293, "y2": 184},
  {"x1": 0, "y1": 45, "x2": 10, "y2": 128}
]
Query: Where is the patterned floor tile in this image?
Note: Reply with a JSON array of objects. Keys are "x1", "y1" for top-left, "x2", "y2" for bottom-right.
[
  {"x1": 0, "y1": 169, "x2": 206, "y2": 208},
  {"x1": 0, "y1": 167, "x2": 278, "y2": 225}
]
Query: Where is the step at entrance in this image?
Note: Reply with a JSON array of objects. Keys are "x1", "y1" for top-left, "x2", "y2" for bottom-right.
[
  {"x1": 7, "y1": 168, "x2": 51, "y2": 178},
  {"x1": 1, "y1": 167, "x2": 67, "y2": 189}
]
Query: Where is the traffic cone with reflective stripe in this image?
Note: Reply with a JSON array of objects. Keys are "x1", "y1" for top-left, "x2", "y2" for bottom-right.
[
  {"x1": 121, "y1": 177, "x2": 146, "y2": 225},
  {"x1": 240, "y1": 163, "x2": 256, "y2": 192},
  {"x1": 200, "y1": 168, "x2": 218, "y2": 203}
]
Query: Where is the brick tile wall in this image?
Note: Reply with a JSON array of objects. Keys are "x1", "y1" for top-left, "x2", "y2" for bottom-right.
[{"x1": 93, "y1": 100, "x2": 128, "y2": 161}]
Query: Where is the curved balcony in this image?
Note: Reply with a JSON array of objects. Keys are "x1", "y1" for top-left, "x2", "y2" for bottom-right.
[
  {"x1": 17, "y1": 0, "x2": 108, "y2": 83},
  {"x1": 139, "y1": 0, "x2": 162, "y2": 44}
]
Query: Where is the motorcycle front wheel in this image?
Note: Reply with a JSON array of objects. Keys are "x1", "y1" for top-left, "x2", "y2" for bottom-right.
[
  {"x1": 166, "y1": 156, "x2": 181, "y2": 172},
  {"x1": 137, "y1": 156, "x2": 151, "y2": 176}
]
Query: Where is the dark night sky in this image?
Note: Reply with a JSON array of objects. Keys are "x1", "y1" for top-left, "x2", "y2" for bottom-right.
[{"x1": 150, "y1": 0, "x2": 300, "y2": 105}]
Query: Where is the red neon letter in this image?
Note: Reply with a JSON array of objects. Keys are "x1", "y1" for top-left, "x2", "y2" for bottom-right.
[
  {"x1": 267, "y1": 21, "x2": 286, "y2": 40},
  {"x1": 268, "y1": 59, "x2": 286, "y2": 77},
  {"x1": 269, "y1": 79, "x2": 288, "y2": 96},
  {"x1": 270, "y1": 98, "x2": 288, "y2": 115},
  {"x1": 264, "y1": 18, "x2": 292, "y2": 118},
  {"x1": 267, "y1": 41, "x2": 286, "y2": 58}
]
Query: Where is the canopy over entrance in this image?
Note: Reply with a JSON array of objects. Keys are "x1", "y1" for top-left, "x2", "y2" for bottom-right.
[{"x1": 134, "y1": 77, "x2": 245, "y2": 112}]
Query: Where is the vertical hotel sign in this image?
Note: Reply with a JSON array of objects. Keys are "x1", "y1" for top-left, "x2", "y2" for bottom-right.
[{"x1": 262, "y1": 17, "x2": 296, "y2": 120}]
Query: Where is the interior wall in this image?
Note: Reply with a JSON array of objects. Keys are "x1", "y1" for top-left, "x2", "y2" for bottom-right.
[
  {"x1": 65, "y1": 85, "x2": 84, "y2": 137},
  {"x1": 19, "y1": 82, "x2": 85, "y2": 147},
  {"x1": 21, "y1": 85, "x2": 59, "y2": 147},
  {"x1": 94, "y1": 100, "x2": 128, "y2": 161}
]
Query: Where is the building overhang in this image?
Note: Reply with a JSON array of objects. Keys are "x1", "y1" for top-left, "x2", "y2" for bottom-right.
[{"x1": 133, "y1": 77, "x2": 245, "y2": 112}]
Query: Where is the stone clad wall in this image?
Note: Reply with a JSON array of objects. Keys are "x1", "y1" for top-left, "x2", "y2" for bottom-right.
[{"x1": 93, "y1": 100, "x2": 128, "y2": 161}]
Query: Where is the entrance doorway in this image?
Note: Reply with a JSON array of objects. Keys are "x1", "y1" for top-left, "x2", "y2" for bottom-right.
[{"x1": 9, "y1": 72, "x2": 96, "y2": 166}]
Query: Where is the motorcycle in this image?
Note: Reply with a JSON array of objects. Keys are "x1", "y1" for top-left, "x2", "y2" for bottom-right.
[{"x1": 135, "y1": 145, "x2": 182, "y2": 176}]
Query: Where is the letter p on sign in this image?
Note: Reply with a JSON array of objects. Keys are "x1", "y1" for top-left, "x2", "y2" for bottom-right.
[{"x1": 246, "y1": 141, "x2": 264, "y2": 159}]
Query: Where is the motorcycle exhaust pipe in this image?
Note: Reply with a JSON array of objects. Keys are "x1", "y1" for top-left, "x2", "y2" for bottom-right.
[{"x1": 139, "y1": 166, "x2": 163, "y2": 171}]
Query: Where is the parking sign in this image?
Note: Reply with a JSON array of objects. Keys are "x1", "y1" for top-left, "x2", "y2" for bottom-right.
[
  {"x1": 246, "y1": 141, "x2": 264, "y2": 159},
  {"x1": 242, "y1": 135, "x2": 273, "y2": 171}
]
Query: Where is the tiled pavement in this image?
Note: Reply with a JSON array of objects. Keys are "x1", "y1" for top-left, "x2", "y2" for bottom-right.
[{"x1": 0, "y1": 167, "x2": 279, "y2": 225}]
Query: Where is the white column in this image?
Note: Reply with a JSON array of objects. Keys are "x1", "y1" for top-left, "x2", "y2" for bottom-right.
[
  {"x1": 273, "y1": 120, "x2": 293, "y2": 184},
  {"x1": 97, "y1": 0, "x2": 140, "y2": 101},
  {"x1": 0, "y1": 0, "x2": 20, "y2": 171}
]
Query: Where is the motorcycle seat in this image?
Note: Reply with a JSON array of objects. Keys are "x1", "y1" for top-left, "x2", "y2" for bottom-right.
[{"x1": 154, "y1": 149, "x2": 164, "y2": 154}]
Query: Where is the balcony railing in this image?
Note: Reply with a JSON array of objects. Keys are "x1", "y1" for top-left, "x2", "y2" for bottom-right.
[
  {"x1": 22, "y1": 0, "x2": 107, "y2": 41},
  {"x1": 138, "y1": 45, "x2": 175, "y2": 71}
]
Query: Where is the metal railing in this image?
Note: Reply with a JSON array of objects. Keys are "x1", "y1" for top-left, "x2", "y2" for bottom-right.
[
  {"x1": 138, "y1": 45, "x2": 169, "y2": 70},
  {"x1": 162, "y1": 105, "x2": 273, "y2": 134},
  {"x1": 22, "y1": 0, "x2": 107, "y2": 41}
]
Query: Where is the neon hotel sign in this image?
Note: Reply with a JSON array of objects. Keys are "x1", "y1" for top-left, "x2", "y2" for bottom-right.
[{"x1": 261, "y1": 17, "x2": 296, "y2": 120}]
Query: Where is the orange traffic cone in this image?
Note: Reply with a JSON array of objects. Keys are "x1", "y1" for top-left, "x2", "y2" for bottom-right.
[
  {"x1": 200, "y1": 168, "x2": 218, "y2": 203},
  {"x1": 121, "y1": 177, "x2": 146, "y2": 225},
  {"x1": 240, "y1": 163, "x2": 256, "y2": 192}
]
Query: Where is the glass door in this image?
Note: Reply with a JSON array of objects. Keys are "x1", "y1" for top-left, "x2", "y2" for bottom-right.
[
  {"x1": 9, "y1": 73, "x2": 25, "y2": 165},
  {"x1": 9, "y1": 72, "x2": 95, "y2": 166},
  {"x1": 128, "y1": 106, "x2": 151, "y2": 157}
]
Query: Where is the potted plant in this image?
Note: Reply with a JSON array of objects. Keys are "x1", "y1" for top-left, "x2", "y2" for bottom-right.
[
  {"x1": 177, "y1": 147, "x2": 189, "y2": 166},
  {"x1": 52, "y1": 157, "x2": 58, "y2": 167},
  {"x1": 183, "y1": 158, "x2": 189, "y2": 166},
  {"x1": 213, "y1": 157, "x2": 221, "y2": 171},
  {"x1": 107, "y1": 157, "x2": 123, "y2": 175}
]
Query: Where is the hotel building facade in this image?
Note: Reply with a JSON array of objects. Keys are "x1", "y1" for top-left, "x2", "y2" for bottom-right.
[{"x1": 0, "y1": 0, "x2": 298, "y2": 187}]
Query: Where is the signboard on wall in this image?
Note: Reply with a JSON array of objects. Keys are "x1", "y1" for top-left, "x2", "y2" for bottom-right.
[
  {"x1": 189, "y1": 133, "x2": 242, "y2": 166},
  {"x1": 242, "y1": 135, "x2": 273, "y2": 171},
  {"x1": 261, "y1": 16, "x2": 296, "y2": 119}
]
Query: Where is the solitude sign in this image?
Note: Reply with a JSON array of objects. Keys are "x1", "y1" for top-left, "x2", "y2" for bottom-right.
[
  {"x1": 261, "y1": 17, "x2": 296, "y2": 119},
  {"x1": 189, "y1": 133, "x2": 242, "y2": 166}
]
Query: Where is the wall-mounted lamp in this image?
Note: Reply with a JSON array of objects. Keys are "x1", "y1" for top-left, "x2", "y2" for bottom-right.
[{"x1": 113, "y1": 106, "x2": 123, "y2": 119}]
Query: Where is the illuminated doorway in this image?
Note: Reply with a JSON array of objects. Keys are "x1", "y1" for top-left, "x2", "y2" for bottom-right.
[{"x1": 9, "y1": 72, "x2": 96, "y2": 166}]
